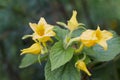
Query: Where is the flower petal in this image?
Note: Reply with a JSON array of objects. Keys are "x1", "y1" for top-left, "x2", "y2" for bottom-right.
[
  {"x1": 101, "y1": 30, "x2": 113, "y2": 40},
  {"x1": 45, "y1": 31, "x2": 56, "y2": 37},
  {"x1": 68, "y1": 10, "x2": 79, "y2": 31},
  {"x1": 38, "y1": 36, "x2": 51, "y2": 42},
  {"x1": 29, "y1": 23, "x2": 38, "y2": 32},
  {"x1": 38, "y1": 17, "x2": 47, "y2": 25},
  {"x1": 21, "y1": 43, "x2": 41, "y2": 55},
  {"x1": 95, "y1": 26, "x2": 102, "y2": 39},
  {"x1": 45, "y1": 24, "x2": 54, "y2": 34},
  {"x1": 97, "y1": 40, "x2": 108, "y2": 50},
  {"x1": 80, "y1": 30, "x2": 98, "y2": 47},
  {"x1": 96, "y1": 27, "x2": 113, "y2": 50}
]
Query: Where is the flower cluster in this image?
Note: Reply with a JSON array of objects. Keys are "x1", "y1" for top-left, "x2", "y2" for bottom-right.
[
  {"x1": 21, "y1": 17, "x2": 56, "y2": 55},
  {"x1": 20, "y1": 10, "x2": 113, "y2": 78}
]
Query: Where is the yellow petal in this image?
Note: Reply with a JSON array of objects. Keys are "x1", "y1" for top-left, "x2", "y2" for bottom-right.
[
  {"x1": 96, "y1": 26, "x2": 113, "y2": 50},
  {"x1": 37, "y1": 24, "x2": 45, "y2": 36},
  {"x1": 101, "y1": 30, "x2": 113, "y2": 40},
  {"x1": 69, "y1": 10, "x2": 77, "y2": 23},
  {"x1": 44, "y1": 24, "x2": 55, "y2": 36},
  {"x1": 21, "y1": 43, "x2": 41, "y2": 55},
  {"x1": 29, "y1": 23, "x2": 38, "y2": 32},
  {"x1": 45, "y1": 30, "x2": 56, "y2": 36},
  {"x1": 68, "y1": 10, "x2": 79, "y2": 31},
  {"x1": 45, "y1": 24, "x2": 54, "y2": 33},
  {"x1": 97, "y1": 40, "x2": 108, "y2": 50},
  {"x1": 80, "y1": 30, "x2": 98, "y2": 47},
  {"x1": 38, "y1": 36, "x2": 51, "y2": 42},
  {"x1": 32, "y1": 33, "x2": 41, "y2": 40},
  {"x1": 38, "y1": 17, "x2": 47, "y2": 25},
  {"x1": 75, "y1": 60, "x2": 91, "y2": 76},
  {"x1": 32, "y1": 33, "x2": 52, "y2": 43},
  {"x1": 29, "y1": 22, "x2": 45, "y2": 36},
  {"x1": 95, "y1": 26, "x2": 102, "y2": 39}
]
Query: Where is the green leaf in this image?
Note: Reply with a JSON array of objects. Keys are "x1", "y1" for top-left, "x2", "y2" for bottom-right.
[
  {"x1": 84, "y1": 56, "x2": 91, "y2": 64},
  {"x1": 50, "y1": 41, "x2": 74, "y2": 70},
  {"x1": 84, "y1": 37, "x2": 120, "y2": 61},
  {"x1": 45, "y1": 59, "x2": 81, "y2": 80},
  {"x1": 53, "y1": 26, "x2": 68, "y2": 40},
  {"x1": 91, "y1": 61, "x2": 119, "y2": 80},
  {"x1": 71, "y1": 28, "x2": 85, "y2": 38},
  {"x1": 19, "y1": 54, "x2": 38, "y2": 68}
]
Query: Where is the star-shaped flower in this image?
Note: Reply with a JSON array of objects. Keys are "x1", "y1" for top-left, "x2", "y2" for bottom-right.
[
  {"x1": 29, "y1": 17, "x2": 56, "y2": 42},
  {"x1": 80, "y1": 26, "x2": 113, "y2": 50}
]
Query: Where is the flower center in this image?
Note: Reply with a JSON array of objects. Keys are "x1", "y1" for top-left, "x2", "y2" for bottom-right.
[
  {"x1": 37, "y1": 24, "x2": 45, "y2": 36},
  {"x1": 95, "y1": 29, "x2": 102, "y2": 40}
]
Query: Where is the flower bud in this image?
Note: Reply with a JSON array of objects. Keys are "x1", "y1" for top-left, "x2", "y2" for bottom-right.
[
  {"x1": 21, "y1": 43, "x2": 41, "y2": 55},
  {"x1": 75, "y1": 60, "x2": 91, "y2": 76}
]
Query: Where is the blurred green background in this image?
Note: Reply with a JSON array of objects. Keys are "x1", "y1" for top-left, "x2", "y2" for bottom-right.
[{"x1": 0, "y1": 0, "x2": 120, "y2": 80}]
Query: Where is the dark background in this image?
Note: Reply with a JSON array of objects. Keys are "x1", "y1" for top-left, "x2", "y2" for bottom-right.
[{"x1": 0, "y1": 0, "x2": 120, "y2": 80}]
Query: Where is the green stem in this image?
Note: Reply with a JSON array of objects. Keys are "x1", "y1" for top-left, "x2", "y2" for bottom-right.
[
  {"x1": 75, "y1": 43, "x2": 84, "y2": 54},
  {"x1": 41, "y1": 42, "x2": 48, "y2": 54},
  {"x1": 37, "y1": 54, "x2": 48, "y2": 64},
  {"x1": 38, "y1": 55, "x2": 41, "y2": 64},
  {"x1": 64, "y1": 31, "x2": 73, "y2": 49},
  {"x1": 80, "y1": 53, "x2": 86, "y2": 61}
]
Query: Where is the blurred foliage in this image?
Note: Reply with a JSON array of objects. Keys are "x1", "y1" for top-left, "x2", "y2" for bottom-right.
[{"x1": 0, "y1": 0, "x2": 120, "y2": 80}]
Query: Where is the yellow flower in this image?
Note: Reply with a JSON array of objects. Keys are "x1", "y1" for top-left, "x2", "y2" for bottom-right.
[
  {"x1": 21, "y1": 43, "x2": 41, "y2": 55},
  {"x1": 79, "y1": 26, "x2": 113, "y2": 50},
  {"x1": 67, "y1": 10, "x2": 79, "y2": 31},
  {"x1": 75, "y1": 60, "x2": 91, "y2": 76},
  {"x1": 29, "y1": 17, "x2": 56, "y2": 42},
  {"x1": 57, "y1": 10, "x2": 84, "y2": 32}
]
